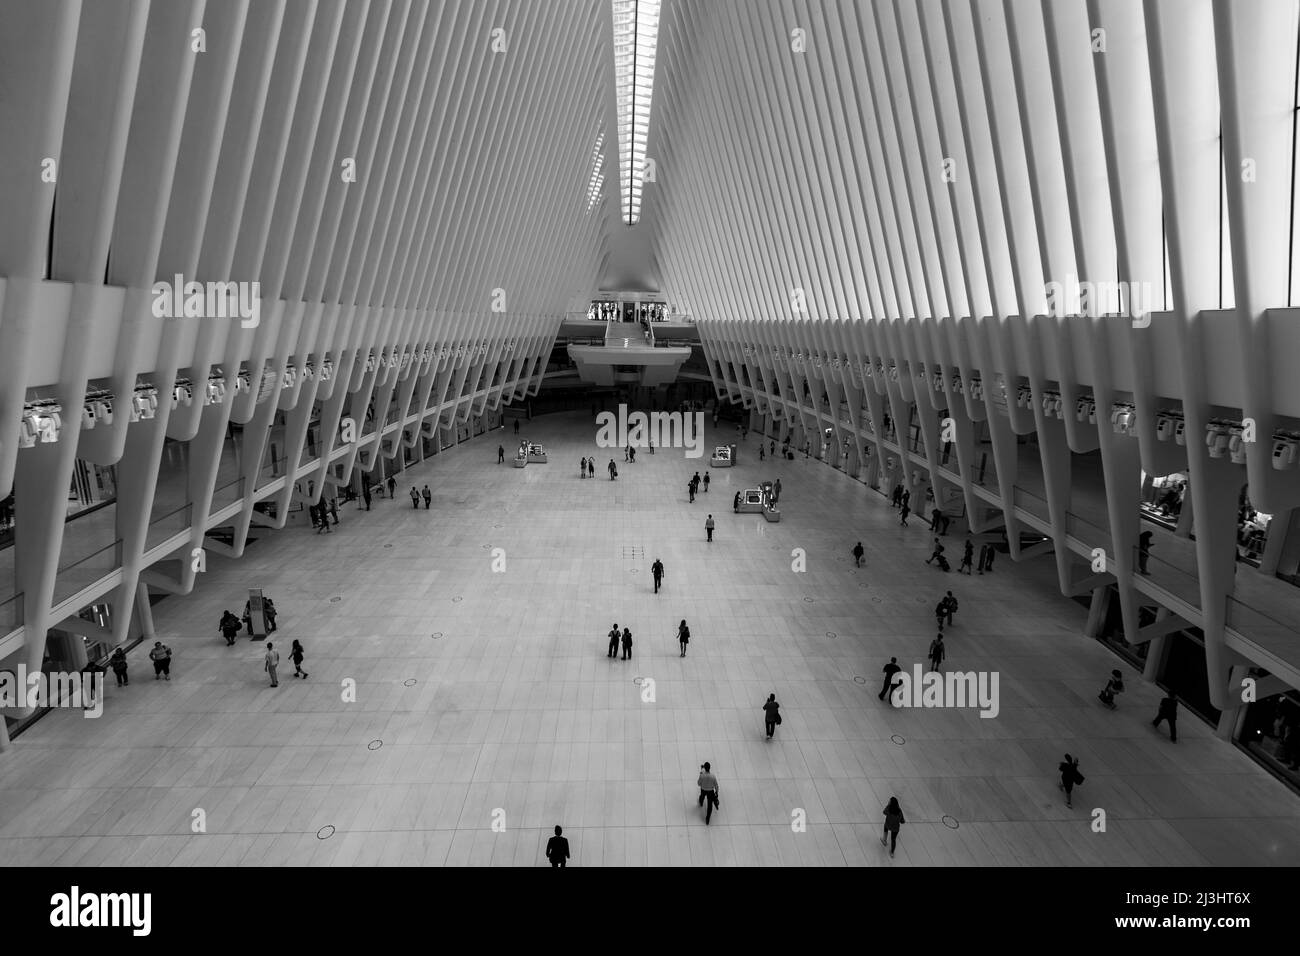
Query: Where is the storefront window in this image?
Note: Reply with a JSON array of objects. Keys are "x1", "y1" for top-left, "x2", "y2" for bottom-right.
[{"x1": 1239, "y1": 689, "x2": 1300, "y2": 793}]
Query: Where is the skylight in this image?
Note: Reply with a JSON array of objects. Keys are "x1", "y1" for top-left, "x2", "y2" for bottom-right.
[
  {"x1": 586, "y1": 132, "x2": 605, "y2": 214},
  {"x1": 612, "y1": 0, "x2": 661, "y2": 225}
]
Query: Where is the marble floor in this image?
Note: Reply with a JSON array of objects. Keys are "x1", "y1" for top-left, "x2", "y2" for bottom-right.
[{"x1": 2, "y1": 410, "x2": 1298, "y2": 866}]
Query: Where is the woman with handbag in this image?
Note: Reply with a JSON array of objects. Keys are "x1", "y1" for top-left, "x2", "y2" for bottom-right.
[
  {"x1": 677, "y1": 620, "x2": 690, "y2": 658},
  {"x1": 762, "y1": 693, "x2": 782, "y2": 739},
  {"x1": 1058, "y1": 754, "x2": 1083, "y2": 808}
]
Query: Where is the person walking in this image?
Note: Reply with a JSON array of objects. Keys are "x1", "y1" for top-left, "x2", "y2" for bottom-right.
[
  {"x1": 928, "y1": 633, "x2": 945, "y2": 672},
  {"x1": 648, "y1": 439, "x2": 654, "y2": 455},
  {"x1": 705, "y1": 514, "x2": 715, "y2": 542},
  {"x1": 608, "y1": 459, "x2": 617, "y2": 481},
  {"x1": 498, "y1": 445, "x2": 505, "y2": 464},
  {"x1": 149, "y1": 641, "x2": 172, "y2": 681},
  {"x1": 774, "y1": 478, "x2": 782, "y2": 503},
  {"x1": 759, "y1": 445, "x2": 765, "y2": 461},
  {"x1": 733, "y1": 491, "x2": 741, "y2": 513},
  {"x1": 386, "y1": 475, "x2": 396, "y2": 499},
  {"x1": 621, "y1": 627, "x2": 633, "y2": 661},
  {"x1": 264, "y1": 642, "x2": 280, "y2": 688},
  {"x1": 607, "y1": 623, "x2": 620, "y2": 659},
  {"x1": 1152, "y1": 691, "x2": 1178, "y2": 742},
  {"x1": 892, "y1": 484, "x2": 903, "y2": 509},
  {"x1": 977, "y1": 543, "x2": 990, "y2": 575},
  {"x1": 900, "y1": 502, "x2": 910, "y2": 526},
  {"x1": 409, "y1": 486, "x2": 420, "y2": 509},
  {"x1": 329, "y1": 498, "x2": 339, "y2": 526},
  {"x1": 109, "y1": 647, "x2": 129, "y2": 687},
  {"x1": 879, "y1": 657, "x2": 901, "y2": 701},
  {"x1": 935, "y1": 597, "x2": 948, "y2": 633},
  {"x1": 691, "y1": 471, "x2": 701, "y2": 495},
  {"x1": 688, "y1": 479, "x2": 695, "y2": 503},
  {"x1": 1138, "y1": 530, "x2": 1153, "y2": 575},
  {"x1": 421, "y1": 485, "x2": 431, "y2": 509},
  {"x1": 931, "y1": 507, "x2": 943, "y2": 533},
  {"x1": 940, "y1": 591, "x2": 958, "y2": 628},
  {"x1": 697, "y1": 762, "x2": 720, "y2": 825},
  {"x1": 703, "y1": 472, "x2": 710, "y2": 493},
  {"x1": 959, "y1": 539, "x2": 974, "y2": 575},
  {"x1": 762, "y1": 693, "x2": 781, "y2": 739},
  {"x1": 982, "y1": 543, "x2": 996, "y2": 573},
  {"x1": 361, "y1": 483, "x2": 371, "y2": 511},
  {"x1": 677, "y1": 620, "x2": 690, "y2": 657},
  {"x1": 769, "y1": 439, "x2": 775, "y2": 457},
  {"x1": 901, "y1": 489, "x2": 910, "y2": 511},
  {"x1": 852, "y1": 541, "x2": 865, "y2": 567},
  {"x1": 1098, "y1": 669, "x2": 1125, "y2": 709},
  {"x1": 545, "y1": 825, "x2": 570, "y2": 867},
  {"x1": 220, "y1": 610, "x2": 241, "y2": 646},
  {"x1": 926, "y1": 537, "x2": 945, "y2": 567},
  {"x1": 289, "y1": 639, "x2": 308, "y2": 678},
  {"x1": 881, "y1": 797, "x2": 906, "y2": 857},
  {"x1": 1058, "y1": 754, "x2": 1083, "y2": 808},
  {"x1": 651, "y1": 558, "x2": 665, "y2": 593},
  {"x1": 513, "y1": 419, "x2": 519, "y2": 435}
]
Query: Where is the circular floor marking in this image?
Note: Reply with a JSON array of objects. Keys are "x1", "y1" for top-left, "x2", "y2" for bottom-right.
[
  {"x1": 452, "y1": 596, "x2": 462, "y2": 603},
  {"x1": 629, "y1": 568, "x2": 638, "y2": 573},
  {"x1": 367, "y1": 739, "x2": 383, "y2": 751},
  {"x1": 493, "y1": 524, "x2": 503, "y2": 529},
  {"x1": 383, "y1": 543, "x2": 393, "y2": 549},
  {"x1": 891, "y1": 734, "x2": 906, "y2": 746},
  {"x1": 803, "y1": 597, "x2": 814, "y2": 603},
  {"x1": 431, "y1": 632, "x2": 443, "y2": 639},
  {"x1": 403, "y1": 678, "x2": 417, "y2": 687},
  {"x1": 942, "y1": 815, "x2": 960, "y2": 829},
  {"x1": 329, "y1": 596, "x2": 342, "y2": 604},
  {"x1": 826, "y1": 631, "x2": 837, "y2": 639},
  {"x1": 316, "y1": 825, "x2": 335, "y2": 840},
  {"x1": 853, "y1": 676, "x2": 866, "y2": 685},
  {"x1": 633, "y1": 677, "x2": 644, "y2": 685},
  {"x1": 482, "y1": 544, "x2": 491, "y2": 550}
]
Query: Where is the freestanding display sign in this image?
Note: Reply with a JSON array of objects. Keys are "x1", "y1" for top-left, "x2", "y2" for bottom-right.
[{"x1": 247, "y1": 588, "x2": 268, "y2": 638}]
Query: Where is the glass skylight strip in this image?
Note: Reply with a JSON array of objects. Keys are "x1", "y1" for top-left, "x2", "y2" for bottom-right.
[
  {"x1": 586, "y1": 132, "x2": 606, "y2": 213},
  {"x1": 612, "y1": 0, "x2": 661, "y2": 225}
]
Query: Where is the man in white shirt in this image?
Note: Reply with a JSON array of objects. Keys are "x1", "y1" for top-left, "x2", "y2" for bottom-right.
[
  {"x1": 697, "y1": 762, "x2": 720, "y2": 825},
  {"x1": 264, "y1": 642, "x2": 280, "y2": 688}
]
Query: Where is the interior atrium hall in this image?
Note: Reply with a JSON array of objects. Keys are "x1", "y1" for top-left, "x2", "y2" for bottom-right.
[{"x1": 0, "y1": 0, "x2": 1299, "y2": 875}]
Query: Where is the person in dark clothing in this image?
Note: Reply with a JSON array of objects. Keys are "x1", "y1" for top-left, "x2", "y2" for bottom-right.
[
  {"x1": 928, "y1": 634, "x2": 945, "y2": 672},
  {"x1": 926, "y1": 538, "x2": 945, "y2": 566},
  {"x1": 900, "y1": 503, "x2": 910, "y2": 526},
  {"x1": 1152, "y1": 692, "x2": 1178, "y2": 742},
  {"x1": 1098, "y1": 669, "x2": 1125, "y2": 709},
  {"x1": 498, "y1": 445, "x2": 505, "y2": 464},
  {"x1": 545, "y1": 825, "x2": 570, "y2": 867},
  {"x1": 621, "y1": 627, "x2": 633, "y2": 660},
  {"x1": 774, "y1": 478, "x2": 782, "y2": 503},
  {"x1": 940, "y1": 591, "x2": 957, "y2": 627},
  {"x1": 935, "y1": 598, "x2": 948, "y2": 632},
  {"x1": 762, "y1": 694, "x2": 781, "y2": 739},
  {"x1": 608, "y1": 459, "x2": 617, "y2": 480},
  {"x1": 109, "y1": 647, "x2": 129, "y2": 686},
  {"x1": 703, "y1": 472, "x2": 710, "y2": 493},
  {"x1": 983, "y1": 544, "x2": 996, "y2": 573},
  {"x1": 852, "y1": 542, "x2": 865, "y2": 567},
  {"x1": 651, "y1": 558, "x2": 665, "y2": 593},
  {"x1": 759, "y1": 445, "x2": 765, "y2": 461},
  {"x1": 361, "y1": 484, "x2": 371, "y2": 510},
  {"x1": 587, "y1": 458, "x2": 595, "y2": 478},
  {"x1": 409, "y1": 486, "x2": 420, "y2": 509},
  {"x1": 705, "y1": 514, "x2": 715, "y2": 542},
  {"x1": 149, "y1": 641, "x2": 173, "y2": 680},
  {"x1": 421, "y1": 485, "x2": 431, "y2": 509},
  {"x1": 386, "y1": 476, "x2": 396, "y2": 499},
  {"x1": 733, "y1": 491, "x2": 741, "y2": 513},
  {"x1": 879, "y1": 657, "x2": 901, "y2": 701},
  {"x1": 289, "y1": 639, "x2": 308, "y2": 678},
  {"x1": 892, "y1": 484, "x2": 903, "y2": 508},
  {"x1": 219, "y1": 611, "x2": 241, "y2": 646},
  {"x1": 264, "y1": 597, "x2": 277, "y2": 632},
  {"x1": 901, "y1": 490, "x2": 910, "y2": 511},
  {"x1": 688, "y1": 480, "x2": 695, "y2": 503},
  {"x1": 513, "y1": 419, "x2": 519, "y2": 435},
  {"x1": 697, "y1": 762, "x2": 720, "y2": 825},
  {"x1": 770, "y1": 440, "x2": 775, "y2": 457},
  {"x1": 1058, "y1": 754, "x2": 1083, "y2": 808},
  {"x1": 1138, "y1": 530, "x2": 1153, "y2": 575},
  {"x1": 678, "y1": 620, "x2": 690, "y2": 657},
  {"x1": 931, "y1": 508, "x2": 943, "y2": 533},
  {"x1": 328, "y1": 498, "x2": 339, "y2": 525},
  {"x1": 607, "y1": 624, "x2": 620, "y2": 659},
  {"x1": 881, "y1": 797, "x2": 905, "y2": 857},
  {"x1": 959, "y1": 539, "x2": 974, "y2": 574}
]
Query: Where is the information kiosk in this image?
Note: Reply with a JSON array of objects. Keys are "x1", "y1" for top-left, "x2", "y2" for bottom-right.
[
  {"x1": 710, "y1": 444, "x2": 736, "y2": 467},
  {"x1": 527, "y1": 442, "x2": 548, "y2": 463},
  {"x1": 738, "y1": 489, "x2": 766, "y2": 513}
]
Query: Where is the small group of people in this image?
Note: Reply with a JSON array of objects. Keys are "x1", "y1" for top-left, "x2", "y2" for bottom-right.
[
  {"x1": 263, "y1": 639, "x2": 307, "y2": 687},
  {"x1": 892, "y1": 484, "x2": 913, "y2": 525},
  {"x1": 623, "y1": 444, "x2": 637, "y2": 463},
  {"x1": 576, "y1": 456, "x2": 596, "y2": 478},
  {"x1": 241, "y1": 596, "x2": 278, "y2": 634},
  {"x1": 606, "y1": 623, "x2": 633, "y2": 660},
  {"x1": 926, "y1": 537, "x2": 951, "y2": 571},
  {"x1": 686, "y1": 470, "x2": 709, "y2": 502},
  {"x1": 309, "y1": 497, "x2": 339, "y2": 533},
  {"x1": 934, "y1": 591, "x2": 958, "y2": 632},
  {"x1": 409, "y1": 484, "x2": 432, "y2": 508}
]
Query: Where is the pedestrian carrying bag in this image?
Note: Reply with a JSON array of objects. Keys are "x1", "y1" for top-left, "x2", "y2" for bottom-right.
[{"x1": 775, "y1": 713, "x2": 782, "y2": 725}]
